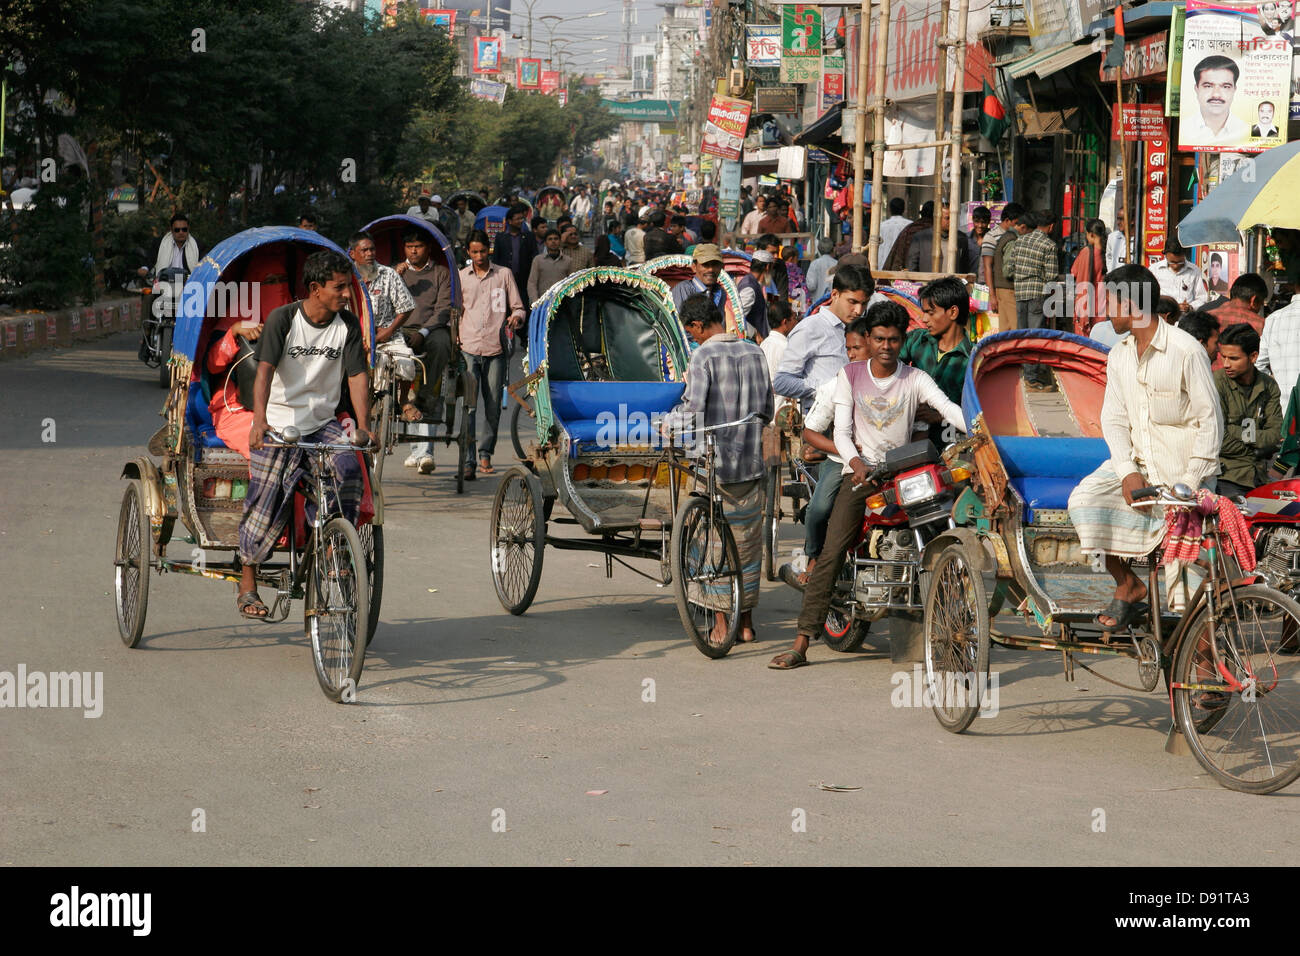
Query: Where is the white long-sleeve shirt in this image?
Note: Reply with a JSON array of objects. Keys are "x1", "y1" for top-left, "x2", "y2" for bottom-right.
[
  {"x1": 1101, "y1": 318, "x2": 1223, "y2": 490},
  {"x1": 1151, "y1": 259, "x2": 1210, "y2": 310},
  {"x1": 1257, "y1": 293, "x2": 1300, "y2": 410},
  {"x1": 832, "y1": 361, "x2": 965, "y2": 475}
]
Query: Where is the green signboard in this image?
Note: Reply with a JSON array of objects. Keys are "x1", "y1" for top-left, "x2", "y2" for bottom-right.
[{"x1": 600, "y1": 99, "x2": 683, "y2": 123}]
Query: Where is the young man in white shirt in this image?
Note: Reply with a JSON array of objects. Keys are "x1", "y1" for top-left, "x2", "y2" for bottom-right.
[
  {"x1": 769, "y1": 301, "x2": 966, "y2": 669},
  {"x1": 877, "y1": 198, "x2": 912, "y2": 267},
  {"x1": 1257, "y1": 292, "x2": 1300, "y2": 410},
  {"x1": 236, "y1": 251, "x2": 372, "y2": 620},
  {"x1": 1151, "y1": 240, "x2": 1210, "y2": 313}
]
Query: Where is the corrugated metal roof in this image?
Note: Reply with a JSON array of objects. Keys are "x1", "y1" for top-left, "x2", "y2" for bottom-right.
[{"x1": 1004, "y1": 40, "x2": 1096, "y2": 79}]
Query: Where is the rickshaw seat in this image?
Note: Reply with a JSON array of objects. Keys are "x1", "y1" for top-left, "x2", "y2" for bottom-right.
[
  {"x1": 549, "y1": 381, "x2": 685, "y2": 454},
  {"x1": 185, "y1": 381, "x2": 228, "y2": 451},
  {"x1": 994, "y1": 436, "x2": 1109, "y2": 521}
]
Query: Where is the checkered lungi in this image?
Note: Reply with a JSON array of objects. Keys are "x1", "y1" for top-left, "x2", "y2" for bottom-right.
[
  {"x1": 693, "y1": 478, "x2": 764, "y2": 613},
  {"x1": 237, "y1": 419, "x2": 363, "y2": 566}
]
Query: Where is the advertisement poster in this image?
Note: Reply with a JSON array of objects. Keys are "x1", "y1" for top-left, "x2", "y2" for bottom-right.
[
  {"x1": 746, "y1": 25, "x2": 781, "y2": 67},
  {"x1": 423, "y1": 9, "x2": 455, "y2": 31},
  {"x1": 1112, "y1": 103, "x2": 1169, "y2": 138},
  {"x1": 1179, "y1": 0, "x2": 1291, "y2": 152},
  {"x1": 781, "y1": 4, "x2": 822, "y2": 83},
  {"x1": 821, "y1": 54, "x2": 845, "y2": 110},
  {"x1": 701, "y1": 95, "x2": 751, "y2": 161},
  {"x1": 1167, "y1": 8, "x2": 1185, "y2": 115},
  {"x1": 718, "y1": 159, "x2": 743, "y2": 226},
  {"x1": 517, "y1": 58, "x2": 542, "y2": 89},
  {"x1": 540, "y1": 70, "x2": 561, "y2": 94},
  {"x1": 1143, "y1": 132, "x2": 1172, "y2": 264},
  {"x1": 470, "y1": 78, "x2": 508, "y2": 105},
  {"x1": 473, "y1": 37, "x2": 501, "y2": 74}
]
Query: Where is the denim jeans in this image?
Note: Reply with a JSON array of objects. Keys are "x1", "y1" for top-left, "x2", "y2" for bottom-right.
[
  {"x1": 1016, "y1": 297, "x2": 1051, "y2": 385},
  {"x1": 804, "y1": 458, "x2": 843, "y2": 559},
  {"x1": 465, "y1": 350, "x2": 508, "y2": 463}
]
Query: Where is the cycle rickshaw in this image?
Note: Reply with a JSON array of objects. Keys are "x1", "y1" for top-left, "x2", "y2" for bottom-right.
[
  {"x1": 361, "y1": 214, "x2": 476, "y2": 493},
  {"x1": 640, "y1": 253, "x2": 747, "y2": 339},
  {"x1": 923, "y1": 328, "x2": 1300, "y2": 793},
  {"x1": 490, "y1": 267, "x2": 755, "y2": 658},
  {"x1": 114, "y1": 226, "x2": 382, "y2": 701}
]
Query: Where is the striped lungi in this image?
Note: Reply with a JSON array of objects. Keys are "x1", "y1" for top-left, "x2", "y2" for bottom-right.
[
  {"x1": 1067, "y1": 463, "x2": 1165, "y2": 558},
  {"x1": 693, "y1": 478, "x2": 764, "y2": 612},
  {"x1": 238, "y1": 419, "x2": 363, "y2": 566}
]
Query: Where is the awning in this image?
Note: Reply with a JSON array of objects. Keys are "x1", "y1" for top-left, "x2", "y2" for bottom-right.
[
  {"x1": 1015, "y1": 103, "x2": 1078, "y2": 138},
  {"x1": 1002, "y1": 40, "x2": 1096, "y2": 80},
  {"x1": 794, "y1": 102, "x2": 846, "y2": 146}
]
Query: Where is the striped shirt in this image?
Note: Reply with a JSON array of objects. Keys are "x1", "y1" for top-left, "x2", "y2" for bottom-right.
[
  {"x1": 1102, "y1": 318, "x2": 1223, "y2": 490},
  {"x1": 666, "y1": 334, "x2": 774, "y2": 484}
]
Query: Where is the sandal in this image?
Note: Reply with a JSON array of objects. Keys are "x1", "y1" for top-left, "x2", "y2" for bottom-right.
[
  {"x1": 767, "y1": 650, "x2": 807, "y2": 670},
  {"x1": 478, "y1": 457, "x2": 496, "y2": 475},
  {"x1": 238, "y1": 591, "x2": 269, "y2": 620},
  {"x1": 778, "y1": 564, "x2": 806, "y2": 592},
  {"x1": 1096, "y1": 597, "x2": 1149, "y2": 630},
  {"x1": 462, "y1": 463, "x2": 477, "y2": 481}
]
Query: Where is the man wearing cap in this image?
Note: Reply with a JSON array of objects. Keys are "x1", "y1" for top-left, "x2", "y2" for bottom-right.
[
  {"x1": 672, "y1": 244, "x2": 729, "y2": 312},
  {"x1": 428, "y1": 195, "x2": 459, "y2": 247},
  {"x1": 405, "y1": 191, "x2": 440, "y2": 226}
]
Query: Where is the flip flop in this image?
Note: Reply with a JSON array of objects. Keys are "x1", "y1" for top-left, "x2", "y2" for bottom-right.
[
  {"x1": 479, "y1": 458, "x2": 496, "y2": 475},
  {"x1": 768, "y1": 650, "x2": 807, "y2": 670},
  {"x1": 778, "y1": 564, "x2": 806, "y2": 591},
  {"x1": 238, "y1": 591, "x2": 269, "y2": 620},
  {"x1": 1096, "y1": 598, "x2": 1149, "y2": 629}
]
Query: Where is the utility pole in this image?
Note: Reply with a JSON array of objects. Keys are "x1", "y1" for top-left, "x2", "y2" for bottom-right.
[
  {"x1": 865, "y1": 0, "x2": 892, "y2": 267},
  {"x1": 929, "y1": 0, "x2": 949, "y2": 273},
  {"x1": 944, "y1": 0, "x2": 970, "y2": 273}
]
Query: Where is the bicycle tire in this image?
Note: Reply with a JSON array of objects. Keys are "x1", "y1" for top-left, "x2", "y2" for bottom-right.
[
  {"x1": 305, "y1": 517, "x2": 369, "y2": 702},
  {"x1": 1171, "y1": 583, "x2": 1300, "y2": 794},
  {"x1": 671, "y1": 495, "x2": 742, "y2": 659},
  {"x1": 762, "y1": 465, "x2": 780, "y2": 582},
  {"x1": 358, "y1": 522, "x2": 384, "y2": 646},
  {"x1": 114, "y1": 480, "x2": 151, "y2": 648},
  {"x1": 372, "y1": 391, "x2": 394, "y2": 485},
  {"x1": 922, "y1": 543, "x2": 990, "y2": 733},
  {"x1": 510, "y1": 400, "x2": 529, "y2": 462},
  {"x1": 490, "y1": 466, "x2": 546, "y2": 614}
]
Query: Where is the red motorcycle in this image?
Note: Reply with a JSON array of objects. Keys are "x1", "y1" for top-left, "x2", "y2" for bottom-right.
[
  {"x1": 810, "y1": 440, "x2": 971, "y2": 652},
  {"x1": 1239, "y1": 476, "x2": 1300, "y2": 593}
]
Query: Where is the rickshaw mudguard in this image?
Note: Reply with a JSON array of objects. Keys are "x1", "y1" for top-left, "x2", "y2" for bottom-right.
[
  {"x1": 921, "y1": 527, "x2": 1002, "y2": 575},
  {"x1": 120, "y1": 457, "x2": 169, "y2": 545}
]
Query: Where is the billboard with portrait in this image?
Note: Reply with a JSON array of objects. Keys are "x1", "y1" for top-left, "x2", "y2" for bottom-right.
[{"x1": 1179, "y1": 0, "x2": 1292, "y2": 152}]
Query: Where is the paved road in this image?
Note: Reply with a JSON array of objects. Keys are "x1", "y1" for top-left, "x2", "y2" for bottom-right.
[{"x1": 3, "y1": 333, "x2": 1299, "y2": 866}]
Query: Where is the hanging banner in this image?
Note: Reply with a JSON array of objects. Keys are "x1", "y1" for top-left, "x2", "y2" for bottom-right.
[
  {"x1": 470, "y1": 78, "x2": 508, "y2": 105},
  {"x1": 746, "y1": 24, "x2": 781, "y2": 67},
  {"x1": 821, "y1": 54, "x2": 845, "y2": 109},
  {"x1": 781, "y1": 4, "x2": 822, "y2": 83},
  {"x1": 1112, "y1": 103, "x2": 1169, "y2": 138},
  {"x1": 1142, "y1": 131, "x2": 1171, "y2": 264},
  {"x1": 1167, "y1": 8, "x2": 1185, "y2": 116},
  {"x1": 701, "y1": 95, "x2": 751, "y2": 161},
  {"x1": 1179, "y1": 0, "x2": 1291, "y2": 152},
  {"x1": 517, "y1": 58, "x2": 542, "y2": 89},
  {"x1": 718, "y1": 159, "x2": 743, "y2": 226},
  {"x1": 423, "y1": 9, "x2": 455, "y2": 31},
  {"x1": 540, "y1": 70, "x2": 561, "y2": 94},
  {"x1": 473, "y1": 37, "x2": 501, "y2": 74},
  {"x1": 1101, "y1": 31, "x2": 1170, "y2": 82}
]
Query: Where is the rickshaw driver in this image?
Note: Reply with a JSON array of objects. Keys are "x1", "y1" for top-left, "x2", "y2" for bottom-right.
[
  {"x1": 769, "y1": 302, "x2": 966, "y2": 670},
  {"x1": 670, "y1": 244, "x2": 728, "y2": 312},
  {"x1": 1067, "y1": 264, "x2": 1223, "y2": 627},
  {"x1": 664, "y1": 294, "x2": 775, "y2": 645},
  {"x1": 235, "y1": 250, "x2": 373, "y2": 620}
]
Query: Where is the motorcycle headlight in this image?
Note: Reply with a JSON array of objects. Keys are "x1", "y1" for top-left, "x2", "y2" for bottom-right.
[{"x1": 896, "y1": 471, "x2": 938, "y2": 506}]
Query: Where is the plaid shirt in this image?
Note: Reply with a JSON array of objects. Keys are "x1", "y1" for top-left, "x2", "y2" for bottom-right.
[
  {"x1": 366, "y1": 264, "x2": 415, "y2": 329},
  {"x1": 666, "y1": 334, "x2": 774, "y2": 484},
  {"x1": 1006, "y1": 229, "x2": 1058, "y2": 301},
  {"x1": 900, "y1": 327, "x2": 974, "y2": 405}
]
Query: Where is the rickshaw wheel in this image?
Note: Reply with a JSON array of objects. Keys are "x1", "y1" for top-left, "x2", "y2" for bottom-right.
[
  {"x1": 1171, "y1": 584, "x2": 1300, "y2": 794},
  {"x1": 762, "y1": 465, "x2": 780, "y2": 581},
  {"x1": 157, "y1": 326, "x2": 172, "y2": 388},
  {"x1": 305, "y1": 517, "x2": 369, "y2": 703},
  {"x1": 490, "y1": 466, "x2": 546, "y2": 615},
  {"x1": 114, "y1": 480, "x2": 152, "y2": 648},
  {"x1": 372, "y1": 391, "x2": 394, "y2": 485},
  {"x1": 358, "y1": 523, "x2": 384, "y2": 646},
  {"x1": 671, "y1": 495, "x2": 742, "y2": 659},
  {"x1": 923, "y1": 544, "x2": 990, "y2": 733},
  {"x1": 509, "y1": 400, "x2": 529, "y2": 462}
]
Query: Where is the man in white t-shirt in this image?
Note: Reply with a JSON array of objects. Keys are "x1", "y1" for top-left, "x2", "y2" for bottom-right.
[
  {"x1": 235, "y1": 250, "x2": 372, "y2": 621},
  {"x1": 769, "y1": 301, "x2": 965, "y2": 670}
]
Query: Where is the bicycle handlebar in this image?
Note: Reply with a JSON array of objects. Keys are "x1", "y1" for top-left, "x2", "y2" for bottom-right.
[
  {"x1": 264, "y1": 427, "x2": 372, "y2": 453},
  {"x1": 664, "y1": 413, "x2": 766, "y2": 436}
]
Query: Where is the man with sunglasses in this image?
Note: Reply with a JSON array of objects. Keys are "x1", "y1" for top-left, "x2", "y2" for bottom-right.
[{"x1": 151, "y1": 213, "x2": 201, "y2": 280}]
